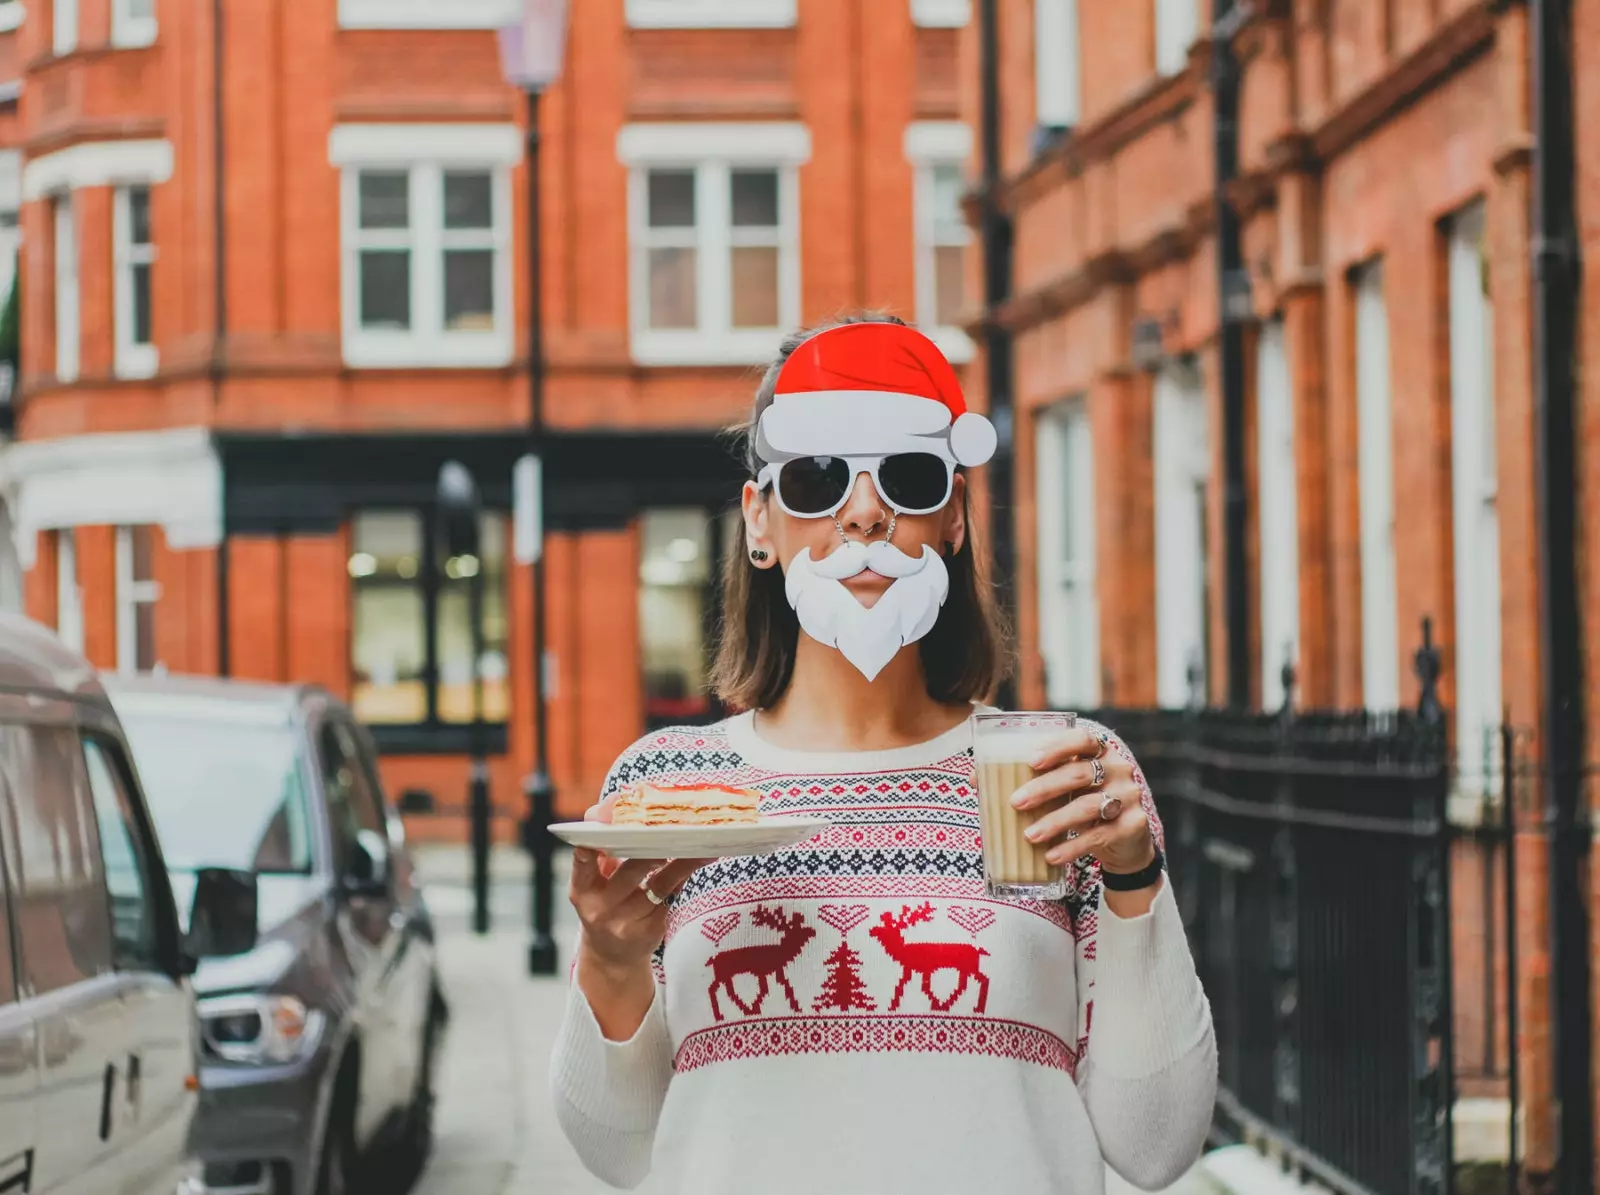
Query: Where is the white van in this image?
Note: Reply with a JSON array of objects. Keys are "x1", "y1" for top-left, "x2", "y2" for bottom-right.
[{"x1": 0, "y1": 612, "x2": 257, "y2": 1194}]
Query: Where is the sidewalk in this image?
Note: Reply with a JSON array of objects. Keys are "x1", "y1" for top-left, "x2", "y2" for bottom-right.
[{"x1": 407, "y1": 844, "x2": 1217, "y2": 1195}]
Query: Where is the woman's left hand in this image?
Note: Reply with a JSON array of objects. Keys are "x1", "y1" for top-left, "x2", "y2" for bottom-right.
[{"x1": 1008, "y1": 726, "x2": 1157, "y2": 877}]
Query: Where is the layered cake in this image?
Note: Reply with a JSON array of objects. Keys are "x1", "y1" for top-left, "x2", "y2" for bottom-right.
[{"x1": 611, "y1": 783, "x2": 762, "y2": 827}]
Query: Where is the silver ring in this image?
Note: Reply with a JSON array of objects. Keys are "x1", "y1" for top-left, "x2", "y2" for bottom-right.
[
  {"x1": 1088, "y1": 758, "x2": 1106, "y2": 791},
  {"x1": 643, "y1": 887, "x2": 666, "y2": 906},
  {"x1": 1098, "y1": 793, "x2": 1123, "y2": 822},
  {"x1": 1066, "y1": 829, "x2": 1080, "y2": 841}
]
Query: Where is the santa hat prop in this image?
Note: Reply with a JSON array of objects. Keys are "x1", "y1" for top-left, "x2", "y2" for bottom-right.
[{"x1": 755, "y1": 323, "x2": 997, "y2": 468}]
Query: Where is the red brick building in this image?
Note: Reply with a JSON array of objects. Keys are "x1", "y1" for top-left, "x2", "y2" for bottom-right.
[
  {"x1": 960, "y1": 0, "x2": 1597, "y2": 1179},
  {"x1": 0, "y1": 0, "x2": 976, "y2": 834}
]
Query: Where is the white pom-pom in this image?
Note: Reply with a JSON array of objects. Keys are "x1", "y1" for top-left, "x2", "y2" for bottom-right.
[{"x1": 949, "y1": 412, "x2": 997, "y2": 466}]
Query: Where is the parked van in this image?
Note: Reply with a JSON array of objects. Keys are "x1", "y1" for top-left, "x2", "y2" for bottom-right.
[{"x1": 0, "y1": 612, "x2": 257, "y2": 1194}]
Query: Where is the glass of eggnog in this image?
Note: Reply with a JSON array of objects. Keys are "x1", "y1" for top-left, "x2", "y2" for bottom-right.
[{"x1": 972, "y1": 711, "x2": 1077, "y2": 901}]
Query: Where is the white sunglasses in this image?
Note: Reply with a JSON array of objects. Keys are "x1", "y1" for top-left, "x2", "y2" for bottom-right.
[{"x1": 756, "y1": 452, "x2": 956, "y2": 519}]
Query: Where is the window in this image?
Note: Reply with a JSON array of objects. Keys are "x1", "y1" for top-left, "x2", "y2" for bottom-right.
[
  {"x1": 640, "y1": 509, "x2": 720, "y2": 729},
  {"x1": 625, "y1": 0, "x2": 796, "y2": 27},
  {"x1": 115, "y1": 525, "x2": 161, "y2": 674},
  {"x1": 1154, "y1": 0, "x2": 1199, "y2": 76},
  {"x1": 1355, "y1": 260, "x2": 1399, "y2": 710},
  {"x1": 911, "y1": 0, "x2": 971, "y2": 25},
  {"x1": 1256, "y1": 319, "x2": 1299, "y2": 709},
  {"x1": 318, "y1": 721, "x2": 386, "y2": 866},
  {"x1": 339, "y1": 155, "x2": 513, "y2": 368},
  {"x1": 56, "y1": 528, "x2": 84, "y2": 653},
  {"x1": 914, "y1": 163, "x2": 974, "y2": 358},
  {"x1": 621, "y1": 123, "x2": 808, "y2": 366},
  {"x1": 339, "y1": 0, "x2": 521, "y2": 28},
  {"x1": 111, "y1": 0, "x2": 156, "y2": 47},
  {"x1": 1154, "y1": 359, "x2": 1210, "y2": 708},
  {"x1": 1036, "y1": 400, "x2": 1099, "y2": 707},
  {"x1": 52, "y1": 0, "x2": 76, "y2": 55},
  {"x1": 1448, "y1": 203, "x2": 1501, "y2": 794},
  {"x1": 350, "y1": 508, "x2": 509, "y2": 734},
  {"x1": 82, "y1": 738, "x2": 159, "y2": 971},
  {"x1": 1034, "y1": 0, "x2": 1081, "y2": 132},
  {"x1": 54, "y1": 195, "x2": 78, "y2": 383},
  {"x1": 0, "y1": 150, "x2": 20, "y2": 319},
  {"x1": 114, "y1": 186, "x2": 157, "y2": 379},
  {"x1": 0, "y1": 724, "x2": 113, "y2": 994}
]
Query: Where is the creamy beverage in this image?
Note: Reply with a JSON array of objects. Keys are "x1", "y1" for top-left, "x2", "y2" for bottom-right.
[{"x1": 972, "y1": 712, "x2": 1076, "y2": 901}]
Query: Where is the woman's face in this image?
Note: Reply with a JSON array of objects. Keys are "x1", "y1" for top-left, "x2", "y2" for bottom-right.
[{"x1": 742, "y1": 468, "x2": 967, "y2": 610}]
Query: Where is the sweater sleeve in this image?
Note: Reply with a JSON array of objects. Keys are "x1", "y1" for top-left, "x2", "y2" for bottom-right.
[{"x1": 548, "y1": 975, "x2": 675, "y2": 1189}]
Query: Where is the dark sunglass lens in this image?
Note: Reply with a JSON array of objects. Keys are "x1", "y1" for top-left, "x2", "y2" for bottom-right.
[
  {"x1": 777, "y1": 456, "x2": 851, "y2": 515},
  {"x1": 877, "y1": 453, "x2": 950, "y2": 510}
]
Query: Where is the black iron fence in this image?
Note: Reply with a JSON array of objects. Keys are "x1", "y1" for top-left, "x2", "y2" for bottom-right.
[{"x1": 1085, "y1": 700, "x2": 1461, "y2": 1195}]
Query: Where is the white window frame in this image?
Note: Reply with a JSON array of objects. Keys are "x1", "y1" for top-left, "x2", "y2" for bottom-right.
[
  {"x1": 620, "y1": 123, "x2": 809, "y2": 368},
  {"x1": 1256, "y1": 318, "x2": 1300, "y2": 709},
  {"x1": 114, "y1": 185, "x2": 158, "y2": 380},
  {"x1": 1034, "y1": 0, "x2": 1081, "y2": 130},
  {"x1": 52, "y1": 0, "x2": 76, "y2": 55},
  {"x1": 1448, "y1": 203, "x2": 1501, "y2": 799},
  {"x1": 1154, "y1": 0, "x2": 1199, "y2": 76},
  {"x1": 1355, "y1": 260, "x2": 1400, "y2": 711},
  {"x1": 1154, "y1": 359, "x2": 1210, "y2": 708},
  {"x1": 0, "y1": 3, "x2": 26, "y2": 35},
  {"x1": 0, "y1": 150, "x2": 20, "y2": 315},
  {"x1": 911, "y1": 0, "x2": 971, "y2": 27},
  {"x1": 114, "y1": 525, "x2": 161, "y2": 675},
  {"x1": 625, "y1": 0, "x2": 796, "y2": 28},
  {"x1": 905, "y1": 122, "x2": 974, "y2": 364},
  {"x1": 53, "y1": 195, "x2": 78, "y2": 384},
  {"x1": 339, "y1": 0, "x2": 519, "y2": 29},
  {"x1": 1036, "y1": 399, "x2": 1100, "y2": 708},
  {"x1": 332, "y1": 124, "x2": 520, "y2": 371},
  {"x1": 56, "y1": 527, "x2": 84, "y2": 653},
  {"x1": 110, "y1": 0, "x2": 156, "y2": 48}
]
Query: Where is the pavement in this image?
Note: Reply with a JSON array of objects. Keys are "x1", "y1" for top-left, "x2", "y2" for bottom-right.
[{"x1": 405, "y1": 843, "x2": 1219, "y2": 1195}]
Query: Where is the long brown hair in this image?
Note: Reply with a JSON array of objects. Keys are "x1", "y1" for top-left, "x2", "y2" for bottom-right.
[{"x1": 709, "y1": 313, "x2": 1010, "y2": 710}]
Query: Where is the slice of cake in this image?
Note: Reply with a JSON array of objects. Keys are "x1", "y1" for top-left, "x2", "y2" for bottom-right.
[{"x1": 611, "y1": 783, "x2": 762, "y2": 827}]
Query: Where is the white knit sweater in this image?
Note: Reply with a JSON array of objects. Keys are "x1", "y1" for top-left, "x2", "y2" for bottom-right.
[{"x1": 550, "y1": 713, "x2": 1217, "y2": 1194}]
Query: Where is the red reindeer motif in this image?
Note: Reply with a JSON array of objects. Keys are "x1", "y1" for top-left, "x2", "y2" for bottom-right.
[
  {"x1": 706, "y1": 904, "x2": 817, "y2": 1022},
  {"x1": 869, "y1": 903, "x2": 990, "y2": 1014}
]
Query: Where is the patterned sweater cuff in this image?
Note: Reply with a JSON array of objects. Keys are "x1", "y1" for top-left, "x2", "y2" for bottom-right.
[
  {"x1": 551, "y1": 979, "x2": 674, "y2": 1131},
  {"x1": 1088, "y1": 877, "x2": 1211, "y2": 1079}
]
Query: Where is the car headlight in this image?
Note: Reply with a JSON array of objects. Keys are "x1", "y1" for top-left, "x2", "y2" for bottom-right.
[{"x1": 198, "y1": 994, "x2": 325, "y2": 1065}]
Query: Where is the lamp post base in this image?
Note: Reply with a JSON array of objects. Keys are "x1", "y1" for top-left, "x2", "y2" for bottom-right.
[{"x1": 528, "y1": 933, "x2": 559, "y2": 976}]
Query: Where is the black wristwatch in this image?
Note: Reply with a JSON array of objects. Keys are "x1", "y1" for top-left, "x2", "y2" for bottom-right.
[{"x1": 1101, "y1": 848, "x2": 1166, "y2": 892}]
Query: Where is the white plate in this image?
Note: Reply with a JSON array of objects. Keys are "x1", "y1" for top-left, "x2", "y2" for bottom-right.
[{"x1": 548, "y1": 817, "x2": 830, "y2": 861}]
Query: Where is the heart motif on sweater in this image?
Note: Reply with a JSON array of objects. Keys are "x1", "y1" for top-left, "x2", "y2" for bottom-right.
[
  {"x1": 947, "y1": 906, "x2": 996, "y2": 937},
  {"x1": 700, "y1": 912, "x2": 742, "y2": 944},
  {"x1": 818, "y1": 904, "x2": 870, "y2": 935}
]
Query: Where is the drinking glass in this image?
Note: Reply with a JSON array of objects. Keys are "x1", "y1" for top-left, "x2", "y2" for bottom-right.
[{"x1": 971, "y1": 711, "x2": 1077, "y2": 901}]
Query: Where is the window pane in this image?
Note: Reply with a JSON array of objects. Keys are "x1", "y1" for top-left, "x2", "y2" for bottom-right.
[
  {"x1": 129, "y1": 185, "x2": 151, "y2": 246},
  {"x1": 0, "y1": 725, "x2": 113, "y2": 994},
  {"x1": 731, "y1": 246, "x2": 779, "y2": 328},
  {"x1": 359, "y1": 251, "x2": 411, "y2": 330},
  {"x1": 934, "y1": 245, "x2": 964, "y2": 328},
  {"x1": 351, "y1": 512, "x2": 427, "y2": 725},
  {"x1": 648, "y1": 247, "x2": 697, "y2": 329},
  {"x1": 931, "y1": 164, "x2": 965, "y2": 230},
  {"x1": 639, "y1": 509, "x2": 713, "y2": 727},
  {"x1": 647, "y1": 170, "x2": 696, "y2": 229},
  {"x1": 731, "y1": 170, "x2": 779, "y2": 227},
  {"x1": 82, "y1": 739, "x2": 157, "y2": 971},
  {"x1": 318, "y1": 724, "x2": 386, "y2": 871},
  {"x1": 444, "y1": 171, "x2": 493, "y2": 231},
  {"x1": 132, "y1": 261, "x2": 152, "y2": 345},
  {"x1": 438, "y1": 511, "x2": 509, "y2": 725},
  {"x1": 124, "y1": 0, "x2": 153, "y2": 17},
  {"x1": 443, "y1": 250, "x2": 495, "y2": 332},
  {"x1": 359, "y1": 171, "x2": 410, "y2": 230}
]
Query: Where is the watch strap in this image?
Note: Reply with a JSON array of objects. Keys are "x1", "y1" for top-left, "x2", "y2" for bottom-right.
[{"x1": 1100, "y1": 847, "x2": 1166, "y2": 892}]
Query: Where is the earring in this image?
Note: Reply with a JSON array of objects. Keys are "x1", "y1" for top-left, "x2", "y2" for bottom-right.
[
  {"x1": 944, "y1": 541, "x2": 957, "y2": 558},
  {"x1": 750, "y1": 549, "x2": 770, "y2": 564}
]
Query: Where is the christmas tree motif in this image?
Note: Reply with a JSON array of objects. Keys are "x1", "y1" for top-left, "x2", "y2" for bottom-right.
[{"x1": 813, "y1": 904, "x2": 876, "y2": 1012}]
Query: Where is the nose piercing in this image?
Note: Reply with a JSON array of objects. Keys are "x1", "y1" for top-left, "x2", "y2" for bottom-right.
[{"x1": 833, "y1": 513, "x2": 897, "y2": 543}]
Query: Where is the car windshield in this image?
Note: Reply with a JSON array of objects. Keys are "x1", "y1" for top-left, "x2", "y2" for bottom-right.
[{"x1": 117, "y1": 705, "x2": 315, "y2": 874}]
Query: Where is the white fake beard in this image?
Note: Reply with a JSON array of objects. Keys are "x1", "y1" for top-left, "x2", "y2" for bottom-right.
[{"x1": 784, "y1": 540, "x2": 951, "y2": 682}]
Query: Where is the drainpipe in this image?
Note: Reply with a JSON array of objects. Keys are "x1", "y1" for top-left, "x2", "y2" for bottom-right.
[
  {"x1": 977, "y1": 0, "x2": 1017, "y2": 707},
  {"x1": 1212, "y1": 0, "x2": 1250, "y2": 709},
  {"x1": 1530, "y1": 1, "x2": 1593, "y2": 1191},
  {"x1": 212, "y1": 0, "x2": 230, "y2": 676}
]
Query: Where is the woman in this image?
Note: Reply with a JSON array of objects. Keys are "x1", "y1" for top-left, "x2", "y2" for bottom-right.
[{"x1": 551, "y1": 315, "x2": 1216, "y2": 1193}]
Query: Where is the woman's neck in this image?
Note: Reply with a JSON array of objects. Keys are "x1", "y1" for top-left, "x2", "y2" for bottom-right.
[{"x1": 756, "y1": 634, "x2": 970, "y2": 752}]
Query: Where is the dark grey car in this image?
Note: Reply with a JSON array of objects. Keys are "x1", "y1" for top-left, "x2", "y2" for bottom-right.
[{"x1": 104, "y1": 675, "x2": 448, "y2": 1195}]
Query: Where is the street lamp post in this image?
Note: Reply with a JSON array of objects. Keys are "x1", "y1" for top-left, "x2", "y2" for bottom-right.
[{"x1": 499, "y1": 0, "x2": 569, "y2": 977}]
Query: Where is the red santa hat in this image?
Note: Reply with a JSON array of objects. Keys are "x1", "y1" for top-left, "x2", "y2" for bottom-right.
[{"x1": 754, "y1": 323, "x2": 997, "y2": 468}]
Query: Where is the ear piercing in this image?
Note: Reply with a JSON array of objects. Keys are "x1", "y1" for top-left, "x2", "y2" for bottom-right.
[{"x1": 750, "y1": 549, "x2": 770, "y2": 563}]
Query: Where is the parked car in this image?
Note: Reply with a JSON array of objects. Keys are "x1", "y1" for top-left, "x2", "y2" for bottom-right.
[
  {"x1": 105, "y1": 674, "x2": 447, "y2": 1195},
  {"x1": 0, "y1": 612, "x2": 258, "y2": 1195}
]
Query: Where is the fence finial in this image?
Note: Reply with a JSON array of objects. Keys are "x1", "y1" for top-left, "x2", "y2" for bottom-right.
[{"x1": 1414, "y1": 616, "x2": 1443, "y2": 722}]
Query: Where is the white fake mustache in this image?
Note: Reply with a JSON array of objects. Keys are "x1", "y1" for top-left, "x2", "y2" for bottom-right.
[
  {"x1": 802, "y1": 539, "x2": 933, "y2": 582},
  {"x1": 785, "y1": 544, "x2": 950, "y2": 682}
]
